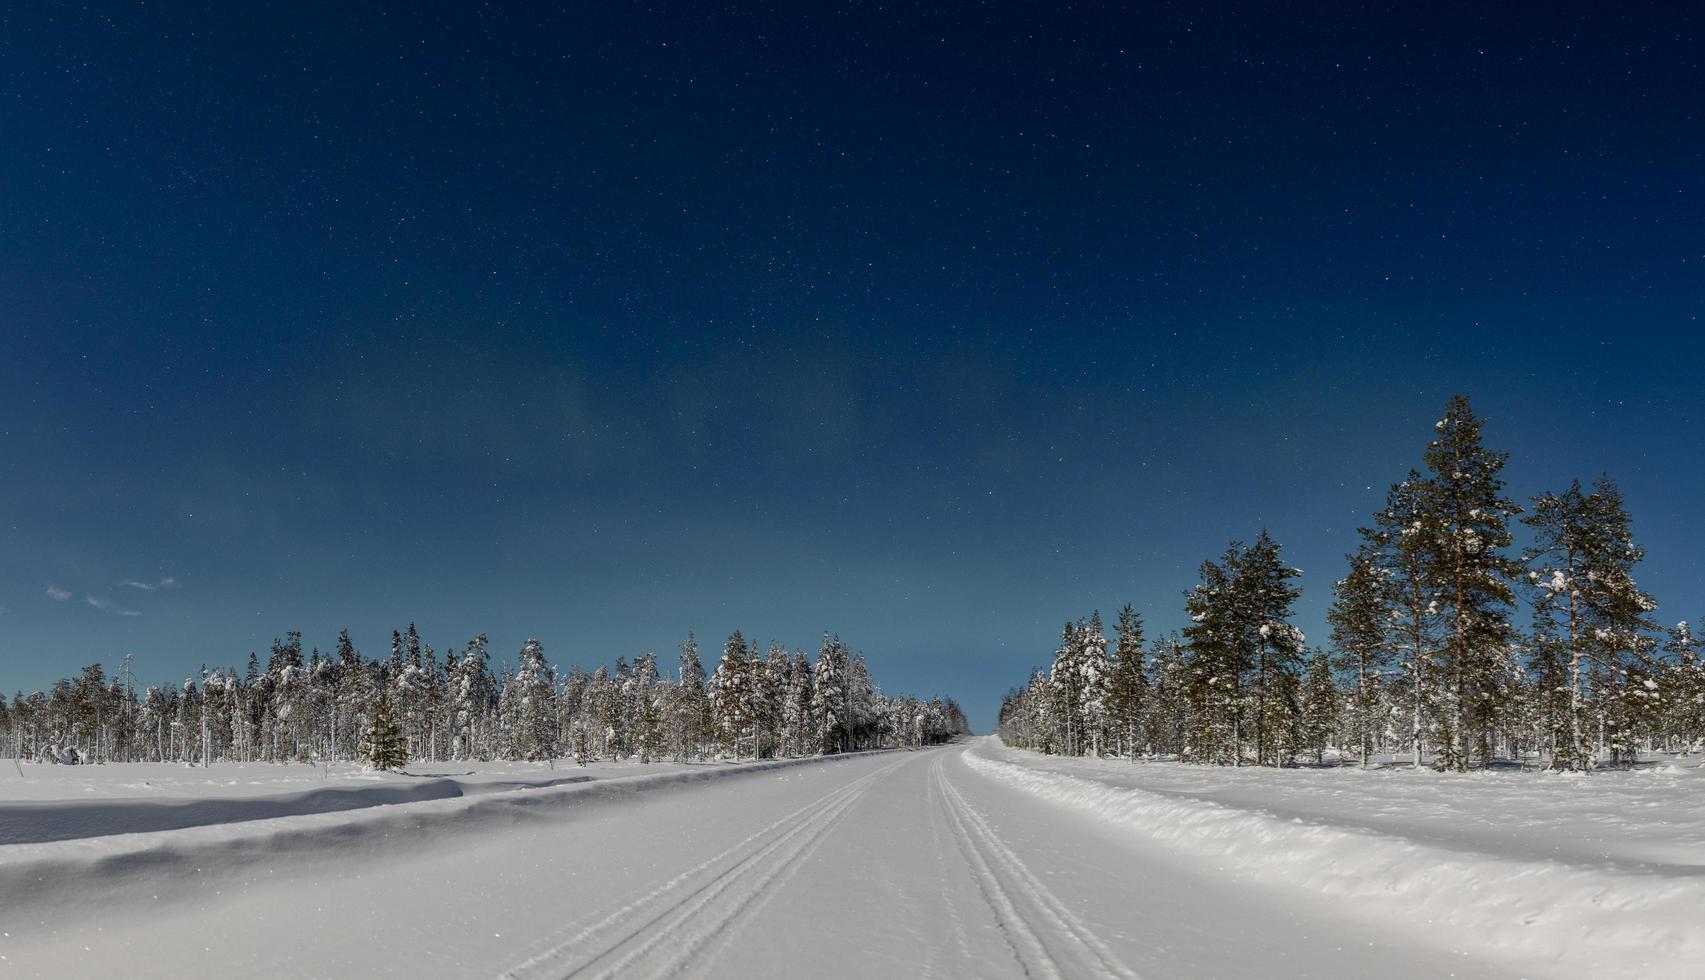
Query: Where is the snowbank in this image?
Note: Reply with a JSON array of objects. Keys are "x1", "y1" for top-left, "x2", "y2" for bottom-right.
[
  {"x1": 963, "y1": 740, "x2": 1704, "y2": 979},
  {"x1": 0, "y1": 761, "x2": 657, "y2": 845}
]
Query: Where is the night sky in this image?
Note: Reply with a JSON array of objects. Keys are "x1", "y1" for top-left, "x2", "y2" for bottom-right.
[{"x1": 3, "y1": 3, "x2": 1701, "y2": 729}]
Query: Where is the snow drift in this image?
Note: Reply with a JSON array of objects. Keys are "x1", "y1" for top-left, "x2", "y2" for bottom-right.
[{"x1": 963, "y1": 741, "x2": 1703, "y2": 979}]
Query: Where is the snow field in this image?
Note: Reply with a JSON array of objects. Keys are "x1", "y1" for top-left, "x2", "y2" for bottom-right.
[{"x1": 0, "y1": 751, "x2": 899, "y2": 928}]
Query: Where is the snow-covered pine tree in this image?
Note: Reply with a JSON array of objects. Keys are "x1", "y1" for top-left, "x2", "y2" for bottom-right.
[
  {"x1": 1106, "y1": 604, "x2": 1148, "y2": 760},
  {"x1": 1078, "y1": 611, "x2": 1112, "y2": 756},
  {"x1": 1300, "y1": 648, "x2": 1340, "y2": 765},
  {"x1": 711, "y1": 631, "x2": 754, "y2": 758},
  {"x1": 1419, "y1": 395, "x2": 1522, "y2": 771},
  {"x1": 1240, "y1": 531, "x2": 1305, "y2": 767},
  {"x1": 1183, "y1": 545, "x2": 1245, "y2": 765},
  {"x1": 1047, "y1": 621, "x2": 1085, "y2": 756},
  {"x1": 755, "y1": 643, "x2": 789, "y2": 758},
  {"x1": 331, "y1": 629, "x2": 360, "y2": 761},
  {"x1": 1363, "y1": 474, "x2": 1441, "y2": 769},
  {"x1": 810, "y1": 635, "x2": 850, "y2": 754},
  {"x1": 847, "y1": 654, "x2": 876, "y2": 750},
  {"x1": 586, "y1": 664, "x2": 615, "y2": 758},
  {"x1": 1579, "y1": 478, "x2": 1658, "y2": 765},
  {"x1": 631, "y1": 651, "x2": 662, "y2": 763},
  {"x1": 1524, "y1": 479, "x2": 1601, "y2": 769},
  {"x1": 420, "y1": 641, "x2": 443, "y2": 763},
  {"x1": 363, "y1": 689, "x2": 407, "y2": 771},
  {"x1": 1663, "y1": 621, "x2": 1705, "y2": 754},
  {"x1": 1144, "y1": 633, "x2": 1187, "y2": 758},
  {"x1": 670, "y1": 634, "x2": 710, "y2": 762},
  {"x1": 448, "y1": 635, "x2": 492, "y2": 761},
  {"x1": 388, "y1": 629, "x2": 404, "y2": 682},
  {"x1": 1329, "y1": 545, "x2": 1394, "y2": 768},
  {"x1": 500, "y1": 638, "x2": 556, "y2": 761},
  {"x1": 781, "y1": 652, "x2": 813, "y2": 757}
]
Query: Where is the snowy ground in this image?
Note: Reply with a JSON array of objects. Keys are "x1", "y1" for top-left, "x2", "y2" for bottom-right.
[
  {"x1": 1, "y1": 740, "x2": 1699, "y2": 978},
  {"x1": 0, "y1": 758, "x2": 696, "y2": 845}
]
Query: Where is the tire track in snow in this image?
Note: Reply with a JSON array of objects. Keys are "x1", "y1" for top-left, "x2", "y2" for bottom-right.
[
  {"x1": 932, "y1": 754, "x2": 1141, "y2": 980},
  {"x1": 921, "y1": 760, "x2": 978, "y2": 980},
  {"x1": 500, "y1": 755, "x2": 909, "y2": 980}
]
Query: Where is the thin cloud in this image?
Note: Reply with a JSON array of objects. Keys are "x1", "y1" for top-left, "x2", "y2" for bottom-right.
[
  {"x1": 121, "y1": 576, "x2": 180, "y2": 592},
  {"x1": 86, "y1": 594, "x2": 141, "y2": 616},
  {"x1": 46, "y1": 585, "x2": 72, "y2": 601}
]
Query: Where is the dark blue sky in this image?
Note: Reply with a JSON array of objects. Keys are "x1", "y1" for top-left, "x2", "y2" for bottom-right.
[{"x1": 2, "y1": 2, "x2": 1701, "y2": 729}]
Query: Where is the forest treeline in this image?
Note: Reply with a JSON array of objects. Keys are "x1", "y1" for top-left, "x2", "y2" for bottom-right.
[
  {"x1": 4, "y1": 628, "x2": 970, "y2": 768},
  {"x1": 999, "y1": 395, "x2": 1705, "y2": 771}
]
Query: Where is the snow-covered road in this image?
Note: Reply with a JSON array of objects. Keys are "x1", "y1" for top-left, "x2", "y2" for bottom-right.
[{"x1": 2, "y1": 740, "x2": 1691, "y2": 978}]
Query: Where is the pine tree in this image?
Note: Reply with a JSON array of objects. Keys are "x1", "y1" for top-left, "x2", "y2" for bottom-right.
[
  {"x1": 711, "y1": 631, "x2": 754, "y2": 757},
  {"x1": 755, "y1": 643, "x2": 789, "y2": 758},
  {"x1": 363, "y1": 690, "x2": 407, "y2": 771},
  {"x1": 1241, "y1": 531, "x2": 1305, "y2": 767},
  {"x1": 1329, "y1": 545, "x2": 1393, "y2": 767},
  {"x1": 1183, "y1": 549, "x2": 1242, "y2": 765},
  {"x1": 1363, "y1": 474, "x2": 1440, "y2": 769},
  {"x1": 1300, "y1": 648, "x2": 1340, "y2": 765},
  {"x1": 810, "y1": 635, "x2": 850, "y2": 754},
  {"x1": 846, "y1": 654, "x2": 876, "y2": 750},
  {"x1": 1524, "y1": 476, "x2": 1658, "y2": 768},
  {"x1": 1419, "y1": 396, "x2": 1522, "y2": 771},
  {"x1": 448, "y1": 635, "x2": 492, "y2": 761},
  {"x1": 1046, "y1": 621, "x2": 1084, "y2": 755},
  {"x1": 1077, "y1": 612, "x2": 1112, "y2": 756},
  {"x1": 632, "y1": 653, "x2": 663, "y2": 764},
  {"x1": 1106, "y1": 604, "x2": 1149, "y2": 760},
  {"x1": 781, "y1": 652, "x2": 813, "y2": 757},
  {"x1": 1179, "y1": 534, "x2": 1305, "y2": 767},
  {"x1": 1145, "y1": 633, "x2": 1188, "y2": 758},
  {"x1": 500, "y1": 638, "x2": 556, "y2": 761},
  {"x1": 671, "y1": 634, "x2": 710, "y2": 761},
  {"x1": 1663, "y1": 621, "x2": 1705, "y2": 753},
  {"x1": 388, "y1": 629, "x2": 404, "y2": 681}
]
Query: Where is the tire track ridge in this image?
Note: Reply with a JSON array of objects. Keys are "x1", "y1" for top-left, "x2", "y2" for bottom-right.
[
  {"x1": 500, "y1": 756, "x2": 907, "y2": 980},
  {"x1": 934, "y1": 755, "x2": 1141, "y2": 980}
]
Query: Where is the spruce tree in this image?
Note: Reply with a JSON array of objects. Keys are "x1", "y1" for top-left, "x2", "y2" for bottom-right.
[
  {"x1": 1047, "y1": 621, "x2": 1085, "y2": 755},
  {"x1": 712, "y1": 631, "x2": 754, "y2": 757},
  {"x1": 810, "y1": 635, "x2": 850, "y2": 754},
  {"x1": 1078, "y1": 612, "x2": 1112, "y2": 756},
  {"x1": 499, "y1": 638, "x2": 556, "y2": 761},
  {"x1": 363, "y1": 690, "x2": 407, "y2": 771}
]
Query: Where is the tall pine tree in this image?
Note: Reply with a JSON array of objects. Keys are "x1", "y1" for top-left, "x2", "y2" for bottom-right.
[
  {"x1": 1106, "y1": 604, "x2": 1149, "y2": 760},
  {"x1": 1420, "y1": 395, "x2": 1521, "y2": 771}
]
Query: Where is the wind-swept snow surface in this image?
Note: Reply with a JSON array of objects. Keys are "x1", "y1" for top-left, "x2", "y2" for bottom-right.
[{"x1": 2, "y1": 740, "x2": 1696, "y2": 977}]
